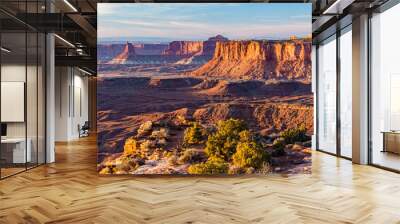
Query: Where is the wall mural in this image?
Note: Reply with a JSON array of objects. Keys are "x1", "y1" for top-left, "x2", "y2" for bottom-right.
[{"x1": 97, "y1": 3, "x2": 313, "y2": 175}]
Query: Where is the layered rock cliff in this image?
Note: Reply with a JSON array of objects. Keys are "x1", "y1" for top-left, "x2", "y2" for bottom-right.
[
  {"x1": 98, "y1": 43, "x2": 168, "y2": 60},
  {"x1": 163, "y1": 41, "x2": 204, "y2": 56},
  {"x1": 98, "y1": 44, "x2": 125, "y2": 61},
  {"x1": 109, "y1": 42, "x2": 137, "y2": 64},
  {"x1": 191, "y1": 40, "x2": 311, "y2": 82},
  {"x1": 203, "y1": 35, "x2": 229, "y2": 56},
  {"x1": 132, "y1": 43, "x2": 168, "y2": 55},
  {"x1": 163, "y1": 35, "x2": 228, "y2": 57}
]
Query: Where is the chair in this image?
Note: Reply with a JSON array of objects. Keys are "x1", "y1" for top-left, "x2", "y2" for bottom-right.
[{"x1": 79, "y1": 121, "x2": 90, "y2": 138}]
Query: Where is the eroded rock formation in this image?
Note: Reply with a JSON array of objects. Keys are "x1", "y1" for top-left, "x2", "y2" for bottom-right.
[
  {"x1": 109, "y1": 42, "x2": 137, "y2": 64},
  {"x1": 191, "y1": 40, "x2": 311, "y2": 82},
  {"x1": 98, "y1": 44, "x2": 125, "y2": 61},
  {"x1": 163, "y1": 41, "x2": 204, "y2": 56},
  {"x1": 193, "y1": 103, "x2": 313, "y2": 134},
  {"x1": 163, "y1": 35, "x2": 229, "y2": 57}
]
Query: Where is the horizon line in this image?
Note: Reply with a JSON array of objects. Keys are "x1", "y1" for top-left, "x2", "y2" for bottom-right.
[{"x1": 98, "y1": 35, "x2": 311, "y2": 42}]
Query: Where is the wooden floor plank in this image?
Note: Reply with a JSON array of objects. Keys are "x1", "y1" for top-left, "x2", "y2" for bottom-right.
[{"x1": 0, "y1": 136, "x2": 400, "y2": 223}]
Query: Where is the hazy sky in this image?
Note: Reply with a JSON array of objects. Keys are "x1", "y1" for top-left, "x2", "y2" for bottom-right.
[{"x1": 98, "y1": 3, "x2": 311, "y2": 41}]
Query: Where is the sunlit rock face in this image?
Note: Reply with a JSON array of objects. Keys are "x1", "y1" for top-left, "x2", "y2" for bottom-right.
[
  {"x1": 109, "y1": 42, "x2": 137, "y2": 64},
  {"x1": 192, "y1": 40, "x2": 311, "y2": 82}
]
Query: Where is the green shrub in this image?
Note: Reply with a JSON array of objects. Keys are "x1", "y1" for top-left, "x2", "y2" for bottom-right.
[
  {"x1": 232, "y1": 131, "x2": 270, "y2": 169},
  {"x1": 123, "y1": 137, "x2": 138, "y2": 156},
  {"x1": 205, "y1": 119, "x2": 247, "y2": 160},
  {"x1": 115, "y1": 157, "x2": 141, "y2": 174},
  {"x1": 183, "y1": 123, "x2": 204, "y2": 146},
  {"x1": 216, "y1": 118, "x2": 247, "y2": 137},
  {"x1": 178, "y1": 148, "x2": 204, "y2": 164},
  {"x1": 149, "y1": 148, "x2": 164, "y2": 161},
  {"x1": 187, "y1": 156, "x2": 229, "y2": 174},
  {"x1": 150, "y1": 128, "x2": 169, "y2": 140},
  {"x1": 137, "y1": 121, "x2": 153, "y2": 137},
  {"x1": 139, "y1": 140, "x2": 156, "y2": 157},
  {"x1": 272, "y1": 138, "x2": 285, "y2": 149},
  {"x1": 280, "y1": 125, "x2": 308, "y2": 144},
  {"x1": 163, "y1": 151, "x2": 175, "y2": 158},
  {"x1": 239, "y1": 130, "x2": 252, "y2": 142},
  {"x1": 99, "y1": 167, "x2": 111, "y2": 175},
  {"x1": 271, "y1": 138, "x2": 286, "y2": 157}
]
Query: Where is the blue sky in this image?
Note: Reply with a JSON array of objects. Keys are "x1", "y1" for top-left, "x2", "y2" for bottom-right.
[{"x1": 98, "y1": 3, "x2": 311, "y2": 42}]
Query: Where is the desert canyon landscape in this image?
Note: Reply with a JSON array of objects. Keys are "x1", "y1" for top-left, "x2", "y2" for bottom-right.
[{"x1": 97, "y1": 33, "x2": 313, "y2": 175}]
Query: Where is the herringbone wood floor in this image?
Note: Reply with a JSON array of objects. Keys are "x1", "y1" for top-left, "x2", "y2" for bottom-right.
[{"x1": 1, "y1": 136, "x2": 400, "y2": 224}]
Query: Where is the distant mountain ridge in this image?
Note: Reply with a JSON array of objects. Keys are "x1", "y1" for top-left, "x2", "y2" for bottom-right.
[{"x1": 98, "y1": 43, "x2": 168, "y2": 61}]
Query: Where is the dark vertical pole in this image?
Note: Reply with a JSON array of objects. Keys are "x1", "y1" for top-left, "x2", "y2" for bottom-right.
[
  {"x1": 36, "y1": 0, "x2": 39, "y2": 167},
  {"x1": 367, "y1": 11, "x2": 373, "y2": 164},
  {"x1": 69, "y1": 69, "x2": 71, "y2": 118},
  {"x1": 44, "y1": 0, "x2": 48, "y2": 164},
  {"x1": 60, "y1": 68, "x2": 62, "y2": 117},
  {"x1": 95, "y1": 77, "x2": 97, "y2": 134},
  {"x1": 73, "y1": 68, "x2": 75, "y2": 118},
  {"x1": 25, "y1": 0, "x2": 28, "y2": 170},
  {"x1": 336, "y1": 28, "x2": 341, "y2": 157},
  {"x1": 315, "y1": 44, "x2": 320, "y2": 151}
]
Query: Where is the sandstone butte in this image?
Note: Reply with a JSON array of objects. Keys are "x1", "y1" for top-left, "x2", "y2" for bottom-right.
[
  {"x1": 191, "y1": 40, "x2": 311, "y2": 82},
  {"x1": 106, "y1": 37, "x2": 311, "y2": 82},
  {"x1": 162, "y1": 35, "x2": 229, "y2": 57},
  {"x1": 109, "y1": 42, "x2": 137, "y2": 64}
]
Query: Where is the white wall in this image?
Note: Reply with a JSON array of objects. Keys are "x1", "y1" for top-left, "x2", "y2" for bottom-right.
[
  {"x1": 1, "y1": 64, "x2": 26, "y2": 139},
  {"x1": 55, "y1": 66, "x2": 70, "y2": 141},
  {"x1": 55, "y1": 67, "x2": 89, "y2": 141},
  {"x1": 72, "y1": 73, "x2": 89, "y2": 138}
]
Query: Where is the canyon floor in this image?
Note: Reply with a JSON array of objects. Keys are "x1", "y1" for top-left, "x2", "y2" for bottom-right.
[{"x1": 97, "y1": 66, "x2": 313, "y2": 175}]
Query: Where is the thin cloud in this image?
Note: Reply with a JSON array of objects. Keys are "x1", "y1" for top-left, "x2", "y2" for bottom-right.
[{"x1": 98, "y1": 3, "x2": 311, "y2": 40}]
